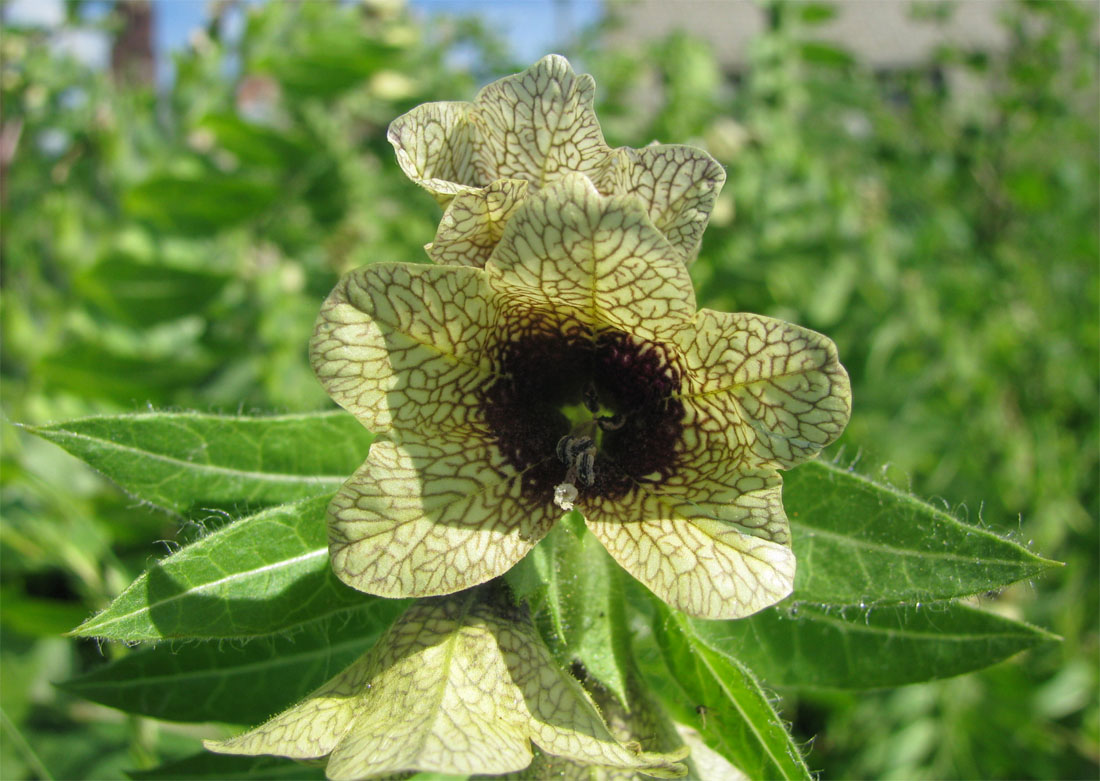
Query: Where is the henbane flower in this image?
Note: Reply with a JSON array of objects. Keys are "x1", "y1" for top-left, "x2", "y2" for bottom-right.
[
  {"x1": 387, "y1": 54, "x2": 725, "y2": 268},
  {"x1": 310, "y1": 173, "x2": 851, "y2": 620},
  {"x1": 205, "y1": 585, "x2": 688, "y2": 779}
]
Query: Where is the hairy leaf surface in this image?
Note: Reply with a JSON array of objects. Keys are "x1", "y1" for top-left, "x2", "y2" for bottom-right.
[
  {"x1": 519, "y1": 520, "x2": 633, "y2": 706},
  {"x1": 24, "y1": 411, "x2": 371, "y2": 514},
  {"x1": 784, "y1": 460, "x2": 1057, "y2": 605},
  {"x1": 693, "y1": 602, "x2": 1057, "y2": 689},
  {"x1": 72, "y1": 495, "x2": 376, "y2": 641},
  {"x1": 637, "y1": 591, "x2": 810, "y2": 781},
  {"x1": 63, "y1": 603, "x2": 405, "y2": 725}
]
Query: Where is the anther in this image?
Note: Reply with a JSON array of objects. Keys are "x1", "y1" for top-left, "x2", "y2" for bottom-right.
[
  {"x1": 596, "y1": 412, "x2": 626, "y2": 431},
  {"x1": 553, "y1": 433, "x2": 598, "y2": 510},
  {"x1": 575, "y1": 448, "x2": 596, "y2": 487},
  {"x1": 556, "y1": 434, "x2": 594, "y2": 465},
  {"x1": 583, "y1": 382, "x2": 600, "y2": 413}
]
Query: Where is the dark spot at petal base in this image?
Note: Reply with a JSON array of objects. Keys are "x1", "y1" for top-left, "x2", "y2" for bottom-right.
[{"x1": 480, "y1": 323, "x2": 684, "y2": 506}]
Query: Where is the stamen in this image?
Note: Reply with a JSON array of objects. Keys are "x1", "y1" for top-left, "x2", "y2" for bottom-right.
[
  {"x1": 480, "y1": 328, "x2": 685, "y2": 505},
  {"x1": 556, "y1": 434, "x2": 594, "y2": 465},
  {"x1": 583, "y1": 382, "x2": 600, "y2": 413},
  {"x1": 596, "y1": 412, "x2": 625, "y2": 431},
  {"x1": 575, "y1": 448, "x2": 596, "y2": 487},
  {"x1": 553, "y1": 432, "x2": 597, "y2": 510}
]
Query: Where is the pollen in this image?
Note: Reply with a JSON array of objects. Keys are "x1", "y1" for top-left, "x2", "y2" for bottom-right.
[{"x1": 553, "y1": 482, "x2": 579, "y2": 512}]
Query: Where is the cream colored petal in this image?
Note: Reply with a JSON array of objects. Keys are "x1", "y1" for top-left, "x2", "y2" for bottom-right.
[
  {"x1": 487, "y1": 174, "x2": 696, "y2": 341},
  {"x1": 604, "y1": 144, "x2": 727, "y2": 264},
  {"x1": 498, "y1": 602, "x2": 688, "y2": 777},
  {"x1": 470, "y1": 54, "x2": 613, "y2": 189},
  {"x1": 505, "y1": 664, "x2": 691, "y2": 781},
  {"x1": 326, "y1": 589, "x2": 687, "y2": 779},
  {"x1": 675, "y1": 725, "x2": 750, "y2": 781},
  {"x1": 328, "y1": 433, "x2": 558, "y2": 598},
  {"x1": 204, "y1": 650, "x2": 372, "y2": 760},
  {"x1": 387, "y1": 101, "x2": 482, "y2": 204},
  {"x1": 210, "y1": 588, "x2": 687, "y2": 779},
  {"x1": 584, "y1": 472, "x2": 795, "y2": 620},
  {"x1": 426, "y1": 178, "x2": 530, "y2": 267},
  {"x1": 309, "y1": 261, "x2": 498, "y2": 436},
  {"x1": 325, "y1": 592, "x2": 534, "y2": 779},
  {"x1": 675, "y1": 311, "x2": 852, "y2": 470}
]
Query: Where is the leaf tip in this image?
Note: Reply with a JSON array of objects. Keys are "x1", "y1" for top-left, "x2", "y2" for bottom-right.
[{"x1": 64, "y1": 611, "x2": 103, "y2": 638}]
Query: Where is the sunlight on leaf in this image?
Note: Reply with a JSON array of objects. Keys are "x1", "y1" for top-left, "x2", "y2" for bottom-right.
[
  {"x1": 71, "y1": 495, "x2": 371, "y2": 641},
  {"x1": 634, "y1": 588, "x2": 811, "y2": 780},
  {"x1": 784, "y1": 460, "x2": 1060, "y2": 606},
  {"x1": 691, "y1": 601, "x2": 1058, "y2": 690},
  {"x1": 22, "y1": 411, "x2": 372, "y2": 514},
  {"x1": 62, "y1": 601, "x2": 406, "y2": 725}
]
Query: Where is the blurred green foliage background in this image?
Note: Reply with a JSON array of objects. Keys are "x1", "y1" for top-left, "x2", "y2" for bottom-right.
[{"x1": 2, "y1": 0, "x2": 1096, "y2": 778}]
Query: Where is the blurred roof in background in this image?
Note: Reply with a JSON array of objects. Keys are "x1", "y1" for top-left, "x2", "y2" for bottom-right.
[
  {"x1": 609, "y1": 0, "x2": 1013, "y2": 68},
  {"x1": 5, "y1": 0, "x2": 1093, "y2": 87}
]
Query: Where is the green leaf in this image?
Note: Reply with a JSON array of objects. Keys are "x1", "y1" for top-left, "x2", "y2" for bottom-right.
[
  {"x1": 258, "y1": 26, "x2": 400, "y2": 98},
  {"x1": 71, "y1": 495, "x2": 386, "y2": 641},
  {"x1": 798, "y1": 42, "x2": 855, "y2": 67},
  {"x1": 62, "y1": 601, "x2": 405, "y2": 725},
  {"x1": 36, "y1": 342, "x2": 215, "y2": 406},
  {"x1": 784, "y1": 460, "x2": 1059, "y2": 606},
  {"x1": 127, "y1": 752, "x2": 323, "y2": 780},
  {"x1": 196, "y1": 114, "x2": 308, "y2": 168},
  {"x1": 0, "y1": 589, "x2": 89, "y2": 638},
  {"x1": 75, "y1": 254, "x2": 230, "y2": 327},
  {"x1": 691, "y1": 602, "x2": 1058, "y2": 690},
  {"x1": 23, "y1": 411, "x2": 372, "y2": 514},
  {"x1": 797, "y1": 2, "x2": 837, "y2": 23},
  {"x1": 3, "y1": 710, "x2": 147, "y2": 781},
  {"x1": 123, "y1": 174, "x2": 279, "y2": 235},
  {"x1": 639, "y1": 592, "x2": 810, "y2": 780},
  {"x1": 523, "y1": 522, "x2": 632, "y2": 707}
]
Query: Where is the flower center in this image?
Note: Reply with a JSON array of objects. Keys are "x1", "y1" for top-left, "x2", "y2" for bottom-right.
[{"x1": 480, "y1": 324, "x2": 685, "y2": 509}]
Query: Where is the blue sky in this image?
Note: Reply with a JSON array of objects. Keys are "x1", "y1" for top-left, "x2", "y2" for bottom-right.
[
  {"x1": 156, "y1": 0, "x2": 603, "y2": 70},
  {"x1": 3, "y1": 0, "x2": 603, "y2": 87}
]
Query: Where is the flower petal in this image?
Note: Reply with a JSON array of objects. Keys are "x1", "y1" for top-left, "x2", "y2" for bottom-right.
[
  {"x1": 325, "y1": 591, "x2": 534, "y2": 778},
  {"x1": 328, "y1": 434, "x2": 558, "y2": 598},
  {"x1": 310, "y1": 262, "x2": 498, "y2": 436},
  {"x1": 387, "y1": 101, "x2": 480, "y2": 203},
  {"x1": 203, "y1": 652, "x2": 370, "y2": 760},
  {"x1": 470, "y1": 54, "x2": 612, "y2": 189},
  {"x1": 216, "y1": 586, "x2": 689, "y2": 779},
  {"x1": 499, "y1": 598, "x2": 688, "y2": 777},
  {"x1": 606, "y1": 144, "x2": 727, "y2": 264},
  {"x1": 387, "y1": 56, "x2": 727, "y2": 267},
  {"x1": 675, "y1": 311, "x2": 852, "y2": 469},
  {"x1": 585, "y1": 471, "x2": 796, "y2": 619},
  {"x1": 487, "y1": 174, "x2": 696, "y2": 341},
  {"x1": 426, "y1": 178, "x2": 530, "y2": 267}
]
